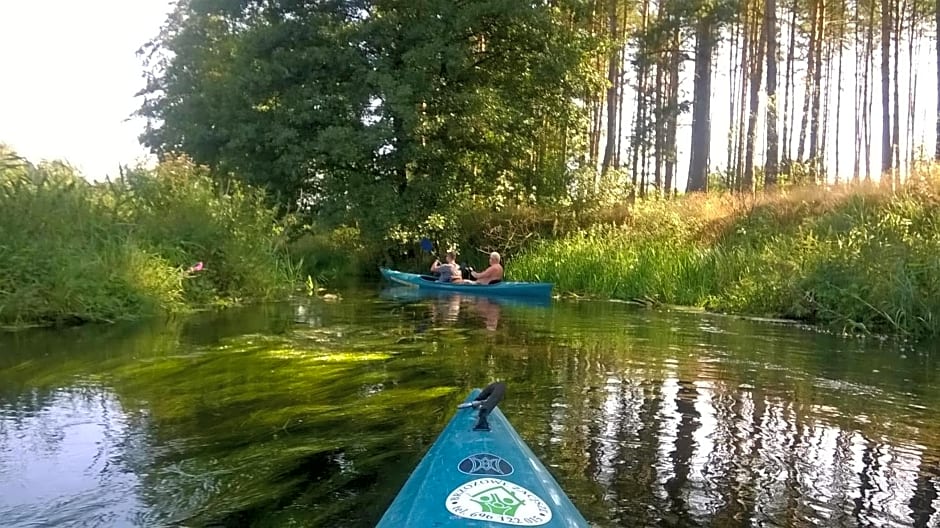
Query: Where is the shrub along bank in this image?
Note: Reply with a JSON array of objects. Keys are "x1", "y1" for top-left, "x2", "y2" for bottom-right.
[
  {"x1": 511, "y1": 180, "x2": 940, "y2": 339},
  {"x1": 37, "y1": 136, "x2": 927, "y2": 339},
  {"x1": 289, "y1": 172, "x2": 940, "y2": 339},
  {"x1": 0, "y1": 152, "x2": 297, "y2": 327}
]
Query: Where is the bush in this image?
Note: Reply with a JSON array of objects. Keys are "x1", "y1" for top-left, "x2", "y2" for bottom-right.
[
  {"x1": 512, "y1": 179, "x2": 940, "y2": 339},
  {"x1": 287, "y1": 225, "x2": 365, "y2": 283},
  {"x1": 114, "y1": 157, "x2": 294, "y2": 303},
  {"x1": 0, "y1": 151, "x2": 296, "y2": 326}
]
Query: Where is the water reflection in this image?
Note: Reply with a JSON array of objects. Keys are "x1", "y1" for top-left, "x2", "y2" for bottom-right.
[
  {"x1": 0, "y1": 388, "x2": 146, "y2": 527},
  {"x1": 0, "y1": 292, "x2": 938, "y2": 527},
  {"x1": 562, "y1": 371, "x2": 940, "y2": 527},
  {"x1": 378, "y1": 286, "x2": 547, "y2": 331}
]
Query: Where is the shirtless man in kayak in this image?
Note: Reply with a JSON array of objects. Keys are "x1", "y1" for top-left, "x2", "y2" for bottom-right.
[{"x1": 467, "y1": 252, "x2": 503, "y2": 285}]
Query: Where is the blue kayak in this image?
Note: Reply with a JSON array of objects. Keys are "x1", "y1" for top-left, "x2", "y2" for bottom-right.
[
  {"x1": 377, "y1": 383, "x2": 589, "y2": 527},
  {"x1": 379, "y1": 285, "x2": 552, "y2": 308},
  {"x1": 380, "y1": 267, "x2": 553, "y2": 299}
]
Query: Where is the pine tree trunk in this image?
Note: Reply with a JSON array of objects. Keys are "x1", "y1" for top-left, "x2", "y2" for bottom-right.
[
  {"x1": 820, "y1": 39, "x2": 833, "y2": 183},
  {"x1": 835, "y1": 19, "x2": 845, "y2": 184},
  {"x1": 797, "y1": 0, "x2": 818, "y2": 163},
  {"x1": 735, "y1": 14, "x2": 751, "y2": 190},
  {"x1": 593, "y1": 99, "x2": 602, "y2": 167},
  {"x1": 616, "y1": 76, "x2": 625, "y2": 169},
  {"x1": 654, "y1": 59, "x2": 665, "y2": 195},
  {"x1": 664, "y1": 26, "x2": 680, "y2": 195},
  {"x1": 764, "y1": 0, "x2": 779, "y2": 188},
  {"x1": 633, "y1": 0, "x2": 651, "y2": 198},
  {"x1": 808, "y1": 0, "x2": 824, "y2": 182},
  {"x1": 853, "y1": 0, "x2": 862, "y2": 183},
  {"x1": 629, "y1": 109, "x2": 640, "y2": 194},
  {"x1": 744, "y1": 0, "x2": 767, "y2": 192},
  {"x1": 783, "y1": 1, "x2": 798, "y2": 166},
  {"x1": 589, "y1": 0, "x2": 604, "y2": 170},
  {"x1": 727, "y1": 21, "x2": 740, "y2": 178},
  {"x1": 637, "y1": 74, "x2": 649, "y2": 198},
  {"x1": 936, "y1": 0, "x2": 940, "y2": 160},
  {"x1": 906, "y1": 0, "x2": 917, "y2": 174},
  {"x1": 892, "y1": 0, "x2": 902, "y2": 186},
  {"x1": 865, "y1": 0, "x2": 876, "y2": 181},
  {"x1": 881, "y1": 0, "x2": 893, "y2": 176},
  {"x1": 601, "y1": 0, "x2": 620, "y2": 176},
  {"x1": 687, "y1": 16, "x2": 714, "y2": 192},
  {"x1": 615, "y1": 1, "x2": 627, "y2": 170}
]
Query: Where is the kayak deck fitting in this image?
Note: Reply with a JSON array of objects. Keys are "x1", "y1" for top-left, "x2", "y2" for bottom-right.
[{"x1": 377, "y1": 382, "x2": 589, "y2": 527}]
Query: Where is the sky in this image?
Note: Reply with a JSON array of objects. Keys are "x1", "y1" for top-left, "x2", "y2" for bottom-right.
[{"x1": 0, "y1": 0, "x2": 174, "y2": 180}]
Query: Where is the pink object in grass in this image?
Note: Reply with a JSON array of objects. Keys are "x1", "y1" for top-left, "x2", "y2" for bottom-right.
[{"x1": 189, "y1": 262, "x2": 204, "y2": 273}]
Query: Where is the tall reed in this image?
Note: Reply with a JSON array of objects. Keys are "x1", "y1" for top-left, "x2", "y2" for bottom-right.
[
  {"x1": 512, "y1": 181, "x2": 940, "y2": 338},
  {"x1": 0, "y1": 153, "x2": 296, "y2": 326}
]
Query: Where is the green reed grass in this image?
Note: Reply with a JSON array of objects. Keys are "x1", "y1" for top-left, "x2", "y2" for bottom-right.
[
  {"x1": 0, "y1": 152, "x2": 297, "y2": 326},
  {"x1": 512, "y1": 178, "x2": 940, "y2": 339},
  {"x1": 288, "y1": 225, "x2": 366, "y2": 283}
]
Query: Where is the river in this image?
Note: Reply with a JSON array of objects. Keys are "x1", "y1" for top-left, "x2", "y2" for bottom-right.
[{"x1": 1, "y1": 286, "x2": 938, "y2": 527}]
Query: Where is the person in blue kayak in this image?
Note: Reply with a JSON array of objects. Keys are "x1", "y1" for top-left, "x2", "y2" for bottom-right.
[
  {"x1": 466, "y1": 251, "x2": 504, "y2": 284},
  {"x1": 431, "y1": 251, "x2": 463, "y2": 283}
]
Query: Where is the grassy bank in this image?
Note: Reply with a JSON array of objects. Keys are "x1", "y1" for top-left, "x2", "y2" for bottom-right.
[
  {"x1": 0, "y1": 151, "x2": 297, "y2": 327},
  {"x1": 511, "y1": 178, "x2": 940, "y2": 338}
]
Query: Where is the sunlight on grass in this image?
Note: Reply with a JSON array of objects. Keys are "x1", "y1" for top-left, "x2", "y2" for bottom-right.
[{"x1": 514, "y1": 175, "x2": 940, "y2": 338}]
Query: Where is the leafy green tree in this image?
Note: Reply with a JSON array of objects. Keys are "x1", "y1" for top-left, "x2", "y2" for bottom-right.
[{"x1": 138, "y1": 0, "x2": 600, "y2": 240}]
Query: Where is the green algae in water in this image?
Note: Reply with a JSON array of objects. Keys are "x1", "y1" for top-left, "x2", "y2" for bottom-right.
[{"x1": 2, "y1": 294, "x2": 940, "y2": 527}]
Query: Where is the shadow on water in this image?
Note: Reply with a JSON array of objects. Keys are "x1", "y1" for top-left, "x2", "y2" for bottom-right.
[{"x1": 0, "y1": 288, "x2": 939, "y2": 527}]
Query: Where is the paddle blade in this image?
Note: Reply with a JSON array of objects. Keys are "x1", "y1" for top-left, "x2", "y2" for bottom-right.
[{"x1": 419, "y1": 238, "x2": 433, "y2": 252}]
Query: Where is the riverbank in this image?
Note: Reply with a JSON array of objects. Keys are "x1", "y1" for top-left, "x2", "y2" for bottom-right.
[
  {"x1": 511, "y1": 178, "x2": 940, "y2": 339},
  {"x1": 7, "y1": 141, "x2": 937, "y2": 339},
  {"x1": 0, "y1": 150, "x2": 297, "y2": 327}
]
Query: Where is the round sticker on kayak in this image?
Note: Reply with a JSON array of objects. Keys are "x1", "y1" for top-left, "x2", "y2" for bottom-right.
[
  {"x1": 446, "y1": 478, "x2": 552, "y2": 526},
  {"x1": 457, "y1": 453, "x2": 514, "y2": 476}
]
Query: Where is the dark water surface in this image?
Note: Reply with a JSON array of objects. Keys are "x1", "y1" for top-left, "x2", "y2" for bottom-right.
[{"x1": 1, "y1": 286, "x2": 939, "y2": 527}]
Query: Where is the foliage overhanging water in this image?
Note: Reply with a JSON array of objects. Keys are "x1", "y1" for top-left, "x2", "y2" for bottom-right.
[{"x1": 1, "y1": 286, "x2": 938, "y2": 527}]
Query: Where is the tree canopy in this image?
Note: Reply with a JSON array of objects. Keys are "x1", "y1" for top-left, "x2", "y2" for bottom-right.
[
  {"x1": 139, "y1": 0, "x2": 940, "y2": 242},
  {"x1": 138, "y1": 0, "x2": 604, "y2": 240}
]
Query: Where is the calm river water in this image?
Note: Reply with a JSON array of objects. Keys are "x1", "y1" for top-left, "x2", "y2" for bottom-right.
[{"x1": 1, "y1": 286, "x2": 938, "y2": 527}]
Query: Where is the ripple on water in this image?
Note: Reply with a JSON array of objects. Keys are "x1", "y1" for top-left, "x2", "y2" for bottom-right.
[
  {"x1": 1, "y1": 294, "x2": 939, "y2": 528},
  {"x1": 0, "y1": 387, "x2": 145, "y2": 528}
]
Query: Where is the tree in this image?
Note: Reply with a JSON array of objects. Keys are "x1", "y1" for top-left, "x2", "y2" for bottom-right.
[
  {"x1": 601, "y1": 0, "x2": 622, "y2": 177},
  {"x1": 936, "y1": 0, "x2": 940, "y2": 160},
  {"x1": 687, "y1": 15, "x2": 715, "y2": 192},
  {"x1": 764, "y1": 0, "x2": 780, "y2": 188},
  {"x1": 139, "y1": 0, "x2": 600, "y2": 235},
  {"x1": 743, "y1": 0, "x2": 767, "y2": 192},
  {"x1": 882, "y1": 0, "x2": 893, "y2": 175}
]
